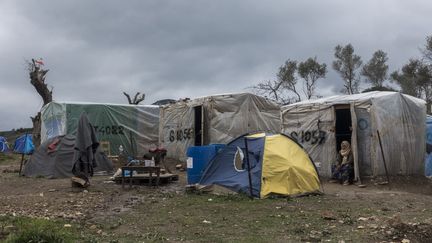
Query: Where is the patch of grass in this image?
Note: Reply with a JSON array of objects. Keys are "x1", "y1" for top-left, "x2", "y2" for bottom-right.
[
  {"x1": 0, "y1": 153, "x2": 19, "y2": 164},
  {"x1": 96, "y1": 191, "x2": 405, "y2": 242},
  {"x1": 0, "y1": 216, "x2": 94, "y2": 243}
]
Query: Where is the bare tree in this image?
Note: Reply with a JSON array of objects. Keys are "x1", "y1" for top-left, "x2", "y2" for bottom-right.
[
  {"x1": 252, "y1": 60, "x2": 304, "y2": 104},
  {"x1": 252, "y1": 80, "x2": 291, "y2": 104},
  {"x1": 421, "y1": 35, "x2": 432, "y2": 63},
  {"x1": 27, "y1": 58, "x2": 52, "y2": 147},
  {"x1": 123, "y1": 92, "x2": 145, "y2": 105},
  {"x1": 361, "y1": 50, "x2": 389, "y2": 88},
  {"x1": 298, "y1": 57, "x2": 327, "y2": 99},
  {"x1": 332, "y1": 44, "x2": 363, "y2": 94},
  {"x1": 391, "y1": 59, "x2": 432, "y2": 112},
  {"x1": 277, "y1": 60, "x2": 301, "y2": 102},
  {"x1": 251, "y1": 60, "x2": 300, "y2": 104}
]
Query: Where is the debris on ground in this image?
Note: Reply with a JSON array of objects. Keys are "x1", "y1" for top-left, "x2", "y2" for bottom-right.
[{"x1": 321, "y1": 211, "x2": 337, "y2": 220}]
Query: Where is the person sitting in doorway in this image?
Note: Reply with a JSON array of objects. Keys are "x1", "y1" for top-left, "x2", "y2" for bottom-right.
[{"x1": 330, "y1": 140, "x2": 354, "y2": 185}]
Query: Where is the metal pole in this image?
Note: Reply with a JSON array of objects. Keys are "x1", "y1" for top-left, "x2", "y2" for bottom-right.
[
  {"x1": 243, "y1": 138, "x2": 254, "y2": 198},
  {"x1": 377, "y1": 130, "x2": 390, "y2": 183}
]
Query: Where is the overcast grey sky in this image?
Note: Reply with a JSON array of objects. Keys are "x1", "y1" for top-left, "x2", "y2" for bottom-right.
[{"x1": 0, "y1": 0, "x2": 431, "y2": 130}]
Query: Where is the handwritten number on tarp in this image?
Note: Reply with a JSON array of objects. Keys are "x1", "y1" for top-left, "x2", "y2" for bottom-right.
[
  {"x1": 290, "y1": 130, "x2": 326, "y2": 145},
  {"x1": 93, "y1": 125, "x2": 125, "y2": 135},
  {"x1": 169, "y1": 128, "x2": 194, "y2": 142}
]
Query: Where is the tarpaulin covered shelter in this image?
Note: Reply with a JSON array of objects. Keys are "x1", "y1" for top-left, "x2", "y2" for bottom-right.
[
  {"x1": 425, "y1": 115, "x2": 432, "y2": 177},
  {"x1": 159, "y1": 93, "x2": 281, "y2": 161},
  {"x1": 23, "y1": 135, "x2": 113, "y2": 178},
  {"x1": 40, "y1": 101, "x2": 160, "y2": 156},
  {"x1": 0, "y1": 136, "x2": 9, "y2": 153},
  {"x1": 281, "y1": 91, "x2": 426, "y2": 179},
  {"x1": 13, "y1": 134, "x2": 34, "y2": 155},
  {"x1": 199, "y1": 133, "x2": 320, "y2": 198}
]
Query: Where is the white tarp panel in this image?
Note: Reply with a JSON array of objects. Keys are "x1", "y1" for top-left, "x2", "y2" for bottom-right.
[
  {"x1": 159, "y1": 93, "x2": 281, "y2": 161},
  {"x1": 41, "y1": 102, "x2": 67, "y2": 142},
  {"x1": 159, "y1": 101, "x2": 195, "y2": 161},
  {"x1": 281, "y1": 105, "x2": 336, "y2": 177},
  {"x1": 281, "y1": 91, "x2": 426, "y2": 177},
  {"x1": 355, "y1": 108, "x2": 373, "y2": 176},
  {"x1": 370, "y1": 94, "x2": 425, "y2": 175}
]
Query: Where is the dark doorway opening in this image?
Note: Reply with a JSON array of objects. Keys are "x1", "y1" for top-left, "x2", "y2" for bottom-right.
[
  {"x1": 335, "y1": 106, "x2": 352, "y2": 152},
  {"x1": 194, "y1": 106, "x2": 203, "y2": 146}
]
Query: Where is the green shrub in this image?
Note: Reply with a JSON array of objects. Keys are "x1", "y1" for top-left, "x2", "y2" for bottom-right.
[{"x1": 2, "y1": 217, "x2": 75, "y2": 243}]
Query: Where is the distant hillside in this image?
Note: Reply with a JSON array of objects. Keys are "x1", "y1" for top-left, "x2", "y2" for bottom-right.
[{"x1": 0, "y1": 128, "x2": 32, "y2": 144}]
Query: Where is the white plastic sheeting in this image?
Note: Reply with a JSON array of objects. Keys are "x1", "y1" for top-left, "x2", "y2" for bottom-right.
[
  {"x1": 159, "y1": 93, "x2": 281, "y2": 161},
  {"x1": 281, "y1": 91, "x2": 426, "y2": 178},
  {"x1": 41, "y1": 101, "x2": 160, "y2": 156}
]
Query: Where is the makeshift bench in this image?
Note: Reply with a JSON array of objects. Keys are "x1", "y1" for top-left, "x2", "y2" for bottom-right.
[{"x1": 121, "y1": 166, "x2": 161, "y2": 189}]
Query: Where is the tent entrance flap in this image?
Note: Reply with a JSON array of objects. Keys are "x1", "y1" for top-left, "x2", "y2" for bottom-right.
[
  {"x1": 194, "y1": 105, "x2": 204, "y2": 146},
  {"x1": 335, "y1": 106, "x2": 352, "y2": 151}
]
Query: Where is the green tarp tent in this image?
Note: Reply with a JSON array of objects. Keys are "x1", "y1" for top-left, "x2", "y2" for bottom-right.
[{"x1": 41, "y1": 101, "x2": 160, "y2": 157}]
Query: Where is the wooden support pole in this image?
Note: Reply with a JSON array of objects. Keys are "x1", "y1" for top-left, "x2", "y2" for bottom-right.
[
  {"x1": 377, "y1": 130, "x2": 390, "y2": 184},
  {"x1": 244, "y1": 138, "x2": 254, "y2": 198}
]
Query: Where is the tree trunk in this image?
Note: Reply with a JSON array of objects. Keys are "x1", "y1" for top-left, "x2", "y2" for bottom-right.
[
  {"x1": 31, "y1": 113, "x2": 42, "y2": 147},
  {"x1": 28, "y1": 59, "x2": 52, "y2": 147}
]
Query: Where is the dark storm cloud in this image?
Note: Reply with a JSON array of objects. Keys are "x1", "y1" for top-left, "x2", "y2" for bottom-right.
[{"x1": 0, "y1": 0, "x2": 431, "y2": 130}]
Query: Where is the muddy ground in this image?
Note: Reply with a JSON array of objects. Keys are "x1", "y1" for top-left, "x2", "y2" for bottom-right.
[{"x1": 1, "y1": 155, "x2": 432, "y2": 242}]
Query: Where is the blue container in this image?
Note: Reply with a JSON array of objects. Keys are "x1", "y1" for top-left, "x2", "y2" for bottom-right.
[{"x1": 186, "y1": 144, "x2": 225, "y2": 184}]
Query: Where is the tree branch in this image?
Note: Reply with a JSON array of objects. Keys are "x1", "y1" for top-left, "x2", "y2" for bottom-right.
[{"x1": 123, "y1": 92, "x2": 145, "y2": 105}]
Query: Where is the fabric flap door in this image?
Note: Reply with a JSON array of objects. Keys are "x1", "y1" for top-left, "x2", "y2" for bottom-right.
[{"x1": 350, "y1": 102, "x2": 360, "y2": 182}]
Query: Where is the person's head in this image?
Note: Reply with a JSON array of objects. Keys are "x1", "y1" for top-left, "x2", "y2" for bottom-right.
[{"x1": 341, "y1": 140, "x2": 350, "y2": 150}]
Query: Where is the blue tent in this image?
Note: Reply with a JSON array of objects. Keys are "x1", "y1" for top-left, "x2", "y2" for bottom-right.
[
  {"x1": 426, "y1": 115, "x2": 432, "y2": 177},
  {"x1": 14, "y1": 134, "x2": 35, "y2": 155},
  {"x1": 0, "y1": 136, "x2": 9, "y2": 153}
]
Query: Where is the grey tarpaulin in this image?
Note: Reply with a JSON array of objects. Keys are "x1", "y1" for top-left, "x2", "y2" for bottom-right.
[
  {"x1": 22, "y1": 135, "x2": 113, "y2": 178},
  {"x1": 72, "y1": 113, "x2": 99, "y2": 178},
  {"x1": 159, "y1": 93, "x2": 281, "y2": 161},
  {"x1": 281, "y1": 91, "x2": 426, "y2": 178}
]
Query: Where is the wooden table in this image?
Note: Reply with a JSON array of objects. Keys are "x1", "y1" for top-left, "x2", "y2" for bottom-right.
[{"x1": 121, "y1": 166, "x2": 161, "y2": 189}]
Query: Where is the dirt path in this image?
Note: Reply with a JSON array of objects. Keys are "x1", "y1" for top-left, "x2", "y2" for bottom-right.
[{"x1": 1, "y1": 159, "x2": 432, "y2": 242}]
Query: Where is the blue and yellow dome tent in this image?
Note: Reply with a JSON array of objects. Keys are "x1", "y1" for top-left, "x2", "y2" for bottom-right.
[{"x1": 199, "y1": 133, "x2": 321, "y2": 198}]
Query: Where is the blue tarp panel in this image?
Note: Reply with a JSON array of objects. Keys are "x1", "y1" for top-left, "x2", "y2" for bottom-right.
[
  {"x1": 426, "y1": 115, "x2": 432, "y2": 177},
  {"x1": 200, "y1": 136, "x2": 265, "y2": 197},
  {"x1": 0, "y1": 136, "x2": 9, "y2": 153},
  {"x1": 14, "y1": 134, "x2": 34, "y2": 155},
  {"x1": 186, "y1": 144, "x2": 226, "y2": 184}
]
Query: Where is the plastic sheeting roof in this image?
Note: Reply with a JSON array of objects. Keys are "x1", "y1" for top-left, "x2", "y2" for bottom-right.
[
  {"x1": 283, "y1": 91, "x2": 425, "y2": 108},
  {"x1": 163, "y1": 92, "x2": 280, "y2": 107},
  {"x1": 47, "y1": 101, "x2": 159, "y2": 108}
]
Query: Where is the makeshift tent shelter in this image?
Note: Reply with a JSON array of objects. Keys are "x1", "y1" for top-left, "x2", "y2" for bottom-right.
[
  {"x1": 425, "y1": 115, "x2": 432, "y2": 177},
  {"x1": 0, "y1": 136, "x2": 9, "y2": 153},
  {"x1": 13, "y1": 134, "x2": 34, "y2": 155},
  {"x1": 199, "y1": 133, "x2": 320, "y2": 198},
  {"x1": 159, "y1": 93, "x2": 281, "y2": 161},
  {"x1": 23, "y1": 135, "x2": 113, "y2": 178},
  {"x1": 281, "y1": 91, "x2": 426, "y2": 179},
  {"x1": 40, "y1": 101, "x2": 160, "y2": 156}
]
